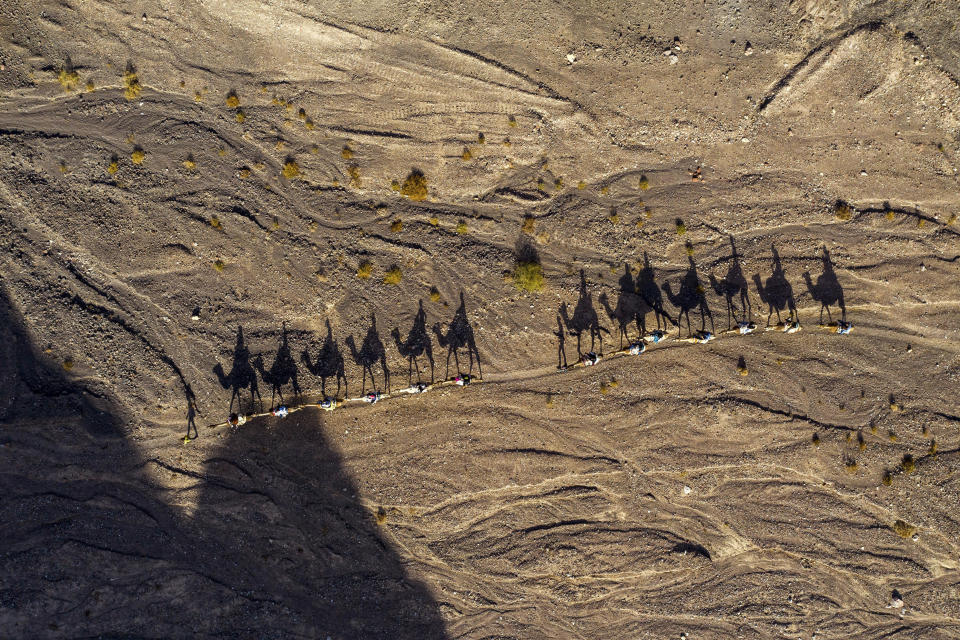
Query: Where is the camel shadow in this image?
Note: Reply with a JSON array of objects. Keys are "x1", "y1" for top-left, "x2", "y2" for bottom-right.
[
  {"x1": 637, "y1": 252, "x2": 676, "y2": 331},
  {"x1": 301, "y1": 319, "x2": 348, "y2": 400},
  {"x1": 213, "y1": 326, "x2": 262, "y2": 415},
  {"x1": 803, "y1": 246, "x2": 847, "y2": 324},
  {"x1": 346, "y1": 314, "x2": 390, "y2": 394},
  {"x1": 253, "y1": 323, "x2": 302, "y2": 409},
  {"x1": 599, "y1": 263, "x2": 652, "y2": 348},
  {"x1": 561, "y1": 270, "x2": 610, "y2": 356},
  {"x1": 0, "y1": 289, "x2": 449, "y2": 639},
  {"x1": 433, "y1": 292, "x2": 482, "y2": 379},
  {"x1": 709, "y1": 235, "x2": 751, "y2": 330},
  {"x1": 662, "y1": 255, "x2": 715, "y2": 336},
  {"x1": 753, "y1": 245, "x2": 797, "y2": 326},
  {"x1": 392, "y1": 300, "x2": 434, "y2": 385}
]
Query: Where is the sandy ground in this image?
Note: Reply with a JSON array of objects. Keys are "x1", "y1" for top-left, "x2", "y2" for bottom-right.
[{"x1": 2, "y1": 0, "x2": 960, "y2": 638}]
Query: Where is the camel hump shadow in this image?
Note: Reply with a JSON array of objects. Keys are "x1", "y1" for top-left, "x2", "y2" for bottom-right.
[
  {"x1": 753, "y1": 245, "x2": 797, "y2": 326},
  {"x1": 561, "y1": 270, "x2": 609, "y2": 356},
  {"x1": 346, "y1": 314, "x2": 390, "y2": 394},
  {"x1": 432, "y1": 292, "x2": 482, "y2": 379},
  {"x1": 803, "y1": 246, "x2": 847, "y2": 324},
  {"x1": 301, "y1": 319, "x2": 348, "y2": 398},
  {"x1": 253, "y1": 322, "x2": 302, "y2": 408},
  {"x1": 708, "y1": 235, "x2": 751, "y2": 328},
  {"x1": 599, "y1": 263, "x2": 652, "y2": 347},
  {"x1": 213, "y1": 326, "x2": 262, "y2": 413},
  {"x1": 636, "y1": 252, "x2": 675, "y2": 331},
  {"x1": 662, "y1": 255, "x2": 714, "y2": 336},
  {"x1": 392, "y1": 300, "x2": 435, "y2": 384}
]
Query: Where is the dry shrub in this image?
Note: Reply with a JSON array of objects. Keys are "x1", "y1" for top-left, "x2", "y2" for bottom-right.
[
  {"x1": 429, "y1": 286, "x2": 441, "y2": 302},
  {"x1": 577, "y1": 180, "x2": 586, "y2": 190},
  {"x1": 477, "y1": 132, "x2": 485, "y2": 144},
  {"x1": 383, "y1": 266, "x2": 402, "y2": 285},
  {"x1": 461, "y1": 147, "x2": 472, "y2": 161},
  {"x1": 521, "y1": 215, "x2": 535, "y2": 234},
  {"x1": 400, "y1": 169, "x2": 428, "y2": 201},
  {"x1": 341, "y1": 145, "x2": 353, "y2": 160},
  {"x1": 811, "y1": 432, "x2": 820, "y2": 447},
  {"x1": 235, "y1": 109, "x2": 246, "y2": 123},
  {"x1": 508, "y1": 115, "x2": 517, "y2": 127},
  {"x1": 675, "y1": 218, "x2": 686, "y2": 235},
  {"x1": 900, "y1": 454, "x2": 916, "y2": 473},
  {"x1": 356, "y1": 261, "x2": 373, "y2": 279},
  {"x1": 638, "y1": 174, "x2": 650, "y2": 190},
  {"x1": 834, "y1": 200, "x2": 852, "y2": 221},
  {"x1": 107, "y1": 156, "x2": 119, "y2": 175},
  {"x1": 225, "y1": 91, "x2": 240, "y2": 108},
  {"x1": 892, "y1": 519, "x2": 916, "y2": 539},
  {"x1": 58, "y1": 59, "x2": 80, "y2": 92},
  {"x1": 282, "y1": 157, "x2": 300, "y2": 179},
  {"x1": 390, "y1": 219, "x2": 403, "y2": 233},
  {"x1": 183, "y1": 154, "x2": 197, "y2": 170},
  {"x1": 123, "y1": 63, "x2": 141, "y2": 100},
  {"x1": 455, "y1": 220, "x2": 468, "y2": 235},
  {"x1": 347, "y1": 165, "x2": 361, "y2": 188},
  {"x1": 213, "y1": 259, "x2": 225, "y2": 272},
  {"x1": 131, "y1": 147, "x2": 145, "y2": 165},
  {"x1": 210, "y1": 215, "x2": 221, "y2": 229},
  {"x1": 881, "y1": 471, "x2": 892, "y2": 486},
  {"x1": 375, "y1": 507, "x2": 387, "y2": 525}
]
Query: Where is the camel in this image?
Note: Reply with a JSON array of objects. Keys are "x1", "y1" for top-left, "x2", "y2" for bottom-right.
[
  {"x1": 561, "y1": 270, "x2": 609, "y2": 356},
  {"x1": 803, "y1": 246, "x2": 846, "y2": 324},
  {"x1": 432, "y1": 292, "x2": 482, "y2": 379},
  {"x1": 662, "y1": 255, "x2": 714, "y2": 336},
  {"x1": 253, "y1": 323, "x2": 302, "y2": 408},
  {"x1": 346, "y1": 314, "x2": 389, "y2": 394},
  {"x1": 637, "y1": 252, "x2": 675, "y2": 331},
  {"x1": 708, "y1": 235, "x2": 751, "y2": 329},
  {"x1": 301, "y1": 319, "x2": 348, "y2": 399},
  {"x1": 213, "y1": 327, "x2": 262, "y2": 413},
  {"x1": 391, "y1": 300, "x2": 434, "y2": 385},
  {"x1": 753, "y1": 245, "x2": 797, "y2": 326}
]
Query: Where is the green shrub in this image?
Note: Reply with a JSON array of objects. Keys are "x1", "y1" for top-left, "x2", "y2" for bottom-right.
[{"x1": 512, "y1": 262, "x2": 544, "y2": 292}]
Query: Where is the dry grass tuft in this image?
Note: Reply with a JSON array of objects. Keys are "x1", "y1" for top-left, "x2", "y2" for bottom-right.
[
  {"x1": 461, "y1": 147, "x2": 472, "y2": 161},
  {"x1": 390, "y1": 219, "x2": 403, "y2": 233},
  {"x1": 356, "y1": 261, "x2": 373, "y2": 280},
  {"x1": 834, "y1": 200, "x2": 852, "y2": 221},
  {"x1": 183, "y1": 154, "x2": 197, "y2": 171},
  {"x1": 512, "y1": 262, "x2": 544, "y2": 292},
  {"x1": 131, "y1": 147, "x2": 145, "y2": 165},
  {"x1": 225, "y1": 91, "x2": 240, "y2": 108},
  {"x1": 123, "y1": 63, "x2": 141, "y2": 100},
  {"x1": 455, "y1": 220, "x2": 468, "y2": 235},
  {"x1": 383, "y1": 266, "x2": 403, "y2": 285},
  {"x1": 341, "y1": 145, "x2": 353, "y2": 160},
  {"x1": 675, "y1": 218, "x2": 687, "y2": 235},
  {"x1": 638, "y1": 174, "x2": 650, "y2": 190},
  {"x1": 347, "y1": 165, "x2": 361, "y2": 188},
  {"x1": 429, "y1": 286, "x2": 441, "y2": 302},
  {"x1": 58, "y1": 60, "x2": 80, "y2": 92},
  {"x1": 213, "y1": 259, "x2": 225, "y2": 272},
  {"x1": 900, "y1": 454, "x2": 916, "y2": 473},
  {"x1": 521, "y1": 215, "x2": 535, "y2": 234}
]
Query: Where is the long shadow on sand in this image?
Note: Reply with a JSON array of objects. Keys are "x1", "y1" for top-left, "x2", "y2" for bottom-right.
[
  {"x1": 599, "y1": 263, "x2": 652, "y2": 349},
  {"x1": 301, "y1": 319, "x2": 349, "y2": 399},
  {"x1": 708, "y1": 235, "x2": 751, "y2": 330},
  {"x1": 803, "y1": 246, "x2": 847, "y2": 324},
  {"x1": 753, "y1": 245, "x2": 797, "y2": 326},
  {"x1": 346, "y1": 314, "x2": 390, "y2": 394},
  {"x1": 213, "y1": 326, "x2": 263, "y2": 414},
  {"x1": 0, "y1": 290, "x2": 449, "y2": 638},
  {"x1": 433, "y1": 292, "x2": 482, "y2": 379},
  {"x1": 561, "y1": 270, "x2": 610, "y2": 356},
  {"x1": 253, "y1": 322, "x2": 302, "y2": 409},
  {"x1": 392, "y1": 300, "x2": 435, "y2": 385},
  {"x1": 662, "y1": 255, "x2": 715, "y2": 336}
]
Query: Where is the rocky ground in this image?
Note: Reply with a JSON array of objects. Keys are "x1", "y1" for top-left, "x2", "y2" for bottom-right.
[{"x1": 1, "y1": 0, "x2": 960, "y2": 638}]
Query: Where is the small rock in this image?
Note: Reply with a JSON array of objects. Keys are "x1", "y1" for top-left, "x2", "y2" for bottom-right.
[
  {"x1": 682, "y1": 485, "x2": 692, "y2": 495},
  {"x1": 860, "y1": 170, "x2": 868, "y2": 176},
  {"x1": 888, "y1": 589, "x2": 904, "y2": 609},
  {"x1": 566, "y1": 53, "x2": 576, "y2": 64},
  {"x1": 744, "y1": 42, "x2": 753, "y2": 56},
  {"x1": 669, "y1": 53, "x2": 679, "y2": 64}
]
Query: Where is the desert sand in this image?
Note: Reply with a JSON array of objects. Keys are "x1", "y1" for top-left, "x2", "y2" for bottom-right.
[{"x1": 2, "y1": 0, "x2": 960, "y2": 638}]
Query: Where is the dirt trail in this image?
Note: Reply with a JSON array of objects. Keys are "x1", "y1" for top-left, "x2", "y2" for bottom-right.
[{"x1": 2, "y1": 0, "x2": 960, "y2": 638}]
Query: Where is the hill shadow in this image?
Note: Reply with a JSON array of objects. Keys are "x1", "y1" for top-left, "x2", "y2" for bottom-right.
[
  {"x1": 0, "y1": 288, "x2": 449, "y2": 638},
  {"x1": 392, "y1": 300, "x2": 434, "y2": 385},
  {"x1": 803, "y1": 246, "x2": 847, "y2": 324},
  {"x1": 753, "y1": 245, "x2": 797, "y2": 326},
  {"x1": 433, "y1": 292, "x2": 482, "y2": 379},
  {"x1": 301, "y1": 319, "x2": 348, "y2": 399}
]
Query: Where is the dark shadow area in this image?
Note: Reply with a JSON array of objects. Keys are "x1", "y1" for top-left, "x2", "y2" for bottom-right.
[
  {"x1": 803, "y1": 246, "x2": 847, "y2": 324},
  {"x1": 554, "y1": 307, "x2": 568, "y2": 369},
  {"x1": 433, "y1": 292, "x2": 482, "y2": 379},
  {"x1": 637, "y1": 251, "x2": 675, "y2": 331},
  {"x1": 753, "y1": 245, "x2": 798, "y2": 326},
  {"x1": 346, "y1": 314, "x2": 390, "y2": 394},
  {"x1": 599, "y1": 263, "x2": 651, "y2": 348},
  {"x1": 392, "y1": 300, "x2": 434, "y2": 385},
  {"x1": 253, "y1": 322, "x2": 303, "y2": 409},
  {"x1": 301, "y1": 319, "x2": 348, "y2": 399},
  {"x1": 662, "y1": 255, "x2": 715, "y2": 336},
  {"x1": 709, "y1": 235, "x2": 751, "y2": 330},
  {"x1": 561, "y1": 270, "x2": 610, "y2": 356},
  {"x1": 0, "y1": 288, "x2": 449, "y2": 638},
  {"x1": 213, "y1": 326, "x2": 263, "y2": 414}
]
